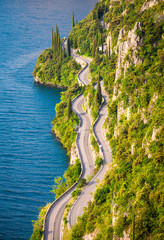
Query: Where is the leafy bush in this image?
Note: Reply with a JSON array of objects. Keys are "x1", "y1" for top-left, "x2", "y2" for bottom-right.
[
  {"x1": 78, "y1": 178, "x2": 86, "y2": 188},
  {"x1": 72, "y1": 189, "x2": 81, "y2": 198},
  {"x1": 95, "y1": 157, "x2": 103, "y2": 169},
  {"x1": 51, "y1": 159, "x2": 81, "y2": 199},
  {"x1": 69, "y1": 1, "x2": 164, "y2": 239}
]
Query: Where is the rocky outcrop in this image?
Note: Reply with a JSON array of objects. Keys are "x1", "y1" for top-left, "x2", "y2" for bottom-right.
[
  {"x1": 148, "y1": 92, "x2": 158, "y2": 116},
  {"x1": 116, "y1": 22, "x2": 143, "y2": 80},
  {"x1": 83, "y1": 229, "x2": 99, "y2": 240},
  {"x1": 73, "y1": 56, "x2": 86, "y2": 69},
  {"x1": 70, "y1": 143, "x2": 79, "y2": 165},
  {"x1": 106, "y1": 32, "x2": 113, "y2": 56},
  {"x1": 152, "y1": 127, "x2": 161, "y2": 141},
  {"x1": 34, "y1": 75, "x2": 67, "y2": 89},
  {"x1": 140, "y1": 0, "x2": 159, "y2": 12},
  {"x1": 113, "y1": 22, "x2": 143, "y2": 100}
]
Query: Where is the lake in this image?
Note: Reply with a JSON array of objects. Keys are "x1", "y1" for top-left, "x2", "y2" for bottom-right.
[{"x1": 0, "y1": 0, "x2": 97, "y2": 239}]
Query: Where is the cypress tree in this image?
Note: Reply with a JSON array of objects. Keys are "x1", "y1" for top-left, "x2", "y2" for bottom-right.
[
  {"x1": 62, "y1": 44, "x2": 66, "y2": 59},
  {"x1": 132, "y1": 214, "x2": 135, "y2": 240},
  {"x1": 67, "y1": 96, "x2": 72, "y2": 119},
  {"x1": 92, "y1": 39, "x2": 96, "y2": 58},
  {"x1": 101, "y1": 34, "x2": 103, "y2": 53},
  {"x1": 52, "y1": 28, "x2": 54, "y2": 49},
  {"x1": 108, "y1": 38, "x2": 110, "y2": 57},
  {"x1": 96, "y1": 32, "x2": 99, "y2": 45},
  {"x1": 72, "y1": 11, "x2": 75, "y2": 28},
  {"x1": 73, "y1": 38, "x2": 77, "y2": 49},
  {"x1": 95, "y1": 91, "x2": 99, "y2": 108},
  {"x1": 52, "y1": 25, "x2": 61, "y2": 55},
  {"x1": 97, "y1": 73, "x2": 102, "y2": 105},
  {"x1": 60, "y1": 44, "x2": 62, "y2": 60},
  {"x1": 54, "y1": 32, "x2": 56, "y2": 52},
  {"x1": 67, "y1": 39, "x2": 71, "y2": 58}
]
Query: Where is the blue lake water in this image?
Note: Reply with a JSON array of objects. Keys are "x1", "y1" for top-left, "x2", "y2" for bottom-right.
[{"x1": 0, "y1": 0, "x2": 97, "y2": 239}]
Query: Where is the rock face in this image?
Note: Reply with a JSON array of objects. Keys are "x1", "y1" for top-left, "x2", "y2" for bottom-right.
[
  {"x1": 70, "y1": 143, "x2": 79, "y2": 165},
  {"x1": 83, "y1": 229, "x2": 98, "y2": 240},
  {"x1": 116, "y1": 22, "x2": 142, "y2": 81},
  {"x1": 106, "y1": 32, "x2": 113, "y2": 56},
  {"x1": 140, "y1": 0, "x2": 159, "y2": 12},
  {"x1": 113, "y1": 22, "x2": 143, "y2": 100}
]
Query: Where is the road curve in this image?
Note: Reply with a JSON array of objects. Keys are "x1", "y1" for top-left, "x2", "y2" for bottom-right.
[
  {"x1": 44, "y1": 55, "x2": 94, "y2": 240},
  {"x1": 69, "y1": 84, "x2": 112, "y2": 227}
]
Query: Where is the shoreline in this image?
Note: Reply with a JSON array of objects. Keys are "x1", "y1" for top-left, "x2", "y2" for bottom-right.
[
  {"x1": 34, "y1": 76, "x2": 74, "y2": 157},
  {"x1": 33, "y1": 75, "x2": 68, "y2": 90},
  {"x1": 51, "y1": 130, "x2": 62, "y2": 143}
]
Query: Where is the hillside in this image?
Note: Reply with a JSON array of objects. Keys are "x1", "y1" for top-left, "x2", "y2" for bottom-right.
[
  {"x1": 67, "y1": 0, "x2": 164, "y2": 239},
  {"x1": 31, "y1": 0, "x2": 164, "y2": 239}
]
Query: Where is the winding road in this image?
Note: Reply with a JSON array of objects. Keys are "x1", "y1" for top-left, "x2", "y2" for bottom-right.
[
  {"x1": 44, "y1": 55, "x2": 94, "y2": 240},
  {"x1": 43, "y1": 53, "x2": 111, "y2": 240},
  {"x1": 69, "y1": 83, "x2": 112, "y2": 227}
]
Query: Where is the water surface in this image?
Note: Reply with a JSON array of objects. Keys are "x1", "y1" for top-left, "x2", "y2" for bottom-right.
[{"x1": 0, "y1": 0, "x2": 98, "y2": 239}]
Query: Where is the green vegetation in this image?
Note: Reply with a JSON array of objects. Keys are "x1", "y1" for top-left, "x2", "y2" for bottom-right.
[
  {"x1": 51, "y1": 158, "x2": 81, "y2": 199},
  {"x1": 67, "y1": 39, "x2": 71, "y2": 58},
  {"x1": 95, "y1": 156, "x2": 103, "y2": 169},
  {"x1": 32, "y1": 0, "x2": 164, "y2": 239},
  {"x1": 33, "y1": 26, "x2": 80, "y2": 87},
  {"x1": 30, "y1": 203, "x2": 51, "y2": 240},
  {"x1": 91, "y1": 134, "x2": 99, "y2": 153},
  {"x1": 69, "y1": 2, "x2": 106, "y2": 56},
  {"x1": 78, "y1": 178, "x2": 87, "y2": 188},
  {"x1": 72, "y1": 189, "x2": 81, "y2": 198},
  {"x1": 96, "y1": 72, "x2": 102, "y2": 105},
  {"x1": 51, "y1": 83, "x2": 82, "y2": 153},
  {"x1": 67, "y1": 95, "x2": 72, "y2": 119},
  {"x1": 72, "y1": 11, "x2": 75, "y2": 29},
  {"x1": 67, "y1": 0, "x2": 164, "y2": 239}
]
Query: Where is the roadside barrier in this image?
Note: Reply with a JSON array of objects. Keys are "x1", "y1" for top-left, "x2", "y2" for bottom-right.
[
  {"x1": 68, "y1": 84, "x2": 108, "y2": 228},
  {"x1": 43, "y1": 55, "x2": 88, "y2": 240},
  {"x1": 43, "y1": 53, "x2": 107, "y2": 240}
]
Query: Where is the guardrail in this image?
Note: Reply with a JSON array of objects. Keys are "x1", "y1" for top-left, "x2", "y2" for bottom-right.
[
  {"x1": 93, "y1": 87, "x2": 105, "y2": 159},
  {"x1": 72, "y1": 54, "x2": 88, "y2": 86},
  {"x1": 43, "y1": 54, "x2": 107, "y2": 240},
  {"x1": 43, "y1": 55, "x2": 88, "y2": 240},
  {"x1": 68, "y1": 84, "x2": 107, "y2": 228}
]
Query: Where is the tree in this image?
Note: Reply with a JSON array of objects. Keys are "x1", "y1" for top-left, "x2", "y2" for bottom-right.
[
  {"x1": 72, "y1": 11, "x2": 75, "y2": 28},
  {"x1": 92, "y1": 39, "x2": 96, "y2": 58},
  {"x1": 52, "y1": 25, "x2": 61, "y2": 55},
  {"x1": 101, "y1": 34, "x2": 103, "y2": 53},
  {"x1": 52, "y1": 28, "x2": 54, "y2": 49},
  {"x1": 67, "y1": 39, "x2": 71, "y2": 57},
  {"x1": 51, "y1": 176, "x2": 66, "y2": 199},
  {"x1": 67, "y1": 95, "x2": 72, "y2": 119},
  {"x1": 96, "y1": 72, "x2": 102, "y2": 105},
  {"x1": 133, "y1": 213, "x2": 135, "y2": 240},
  {"x1": 73, "y1": 38, "x2": 77, "y2": 49},
  {"x1": 78, "y1": 178, "x2": 86, "y2": 188}
]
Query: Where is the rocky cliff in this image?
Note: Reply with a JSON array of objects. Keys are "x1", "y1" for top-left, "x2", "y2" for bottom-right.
[{"x1": 68, "y1": 0, "x2": 164, "y2": 239}]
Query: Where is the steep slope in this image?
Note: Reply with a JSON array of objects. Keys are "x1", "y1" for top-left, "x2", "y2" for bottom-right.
[
  {"x1": 67, "y1": 0, "x2": 164, "y2": 239},
  {"x1": 31, "y1": 0, "x2": 163, "y2": 239}
]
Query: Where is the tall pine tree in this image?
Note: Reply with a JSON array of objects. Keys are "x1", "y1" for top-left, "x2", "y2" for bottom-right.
[
  {"x1": 52, "y1": 28, "x2": 54, "y2": 49},
  {"x1": 52, "y1": 25, "x2": 61, "y2": 55},
  {"x1": 96, "y1": 72, "x2": 102, "y2": 105},
  {"x1": 67, "y1": 96, "x2": 72, "y2": 119},
  {"x1": 92, "y1": 39, "x2": 96, "y2": 58},
  {"x1": 67, "y1": 39, "x2": 71, "y2": 58},
  {"x1": 72, "y1": 11, "x2": 75, "y2": 28}
]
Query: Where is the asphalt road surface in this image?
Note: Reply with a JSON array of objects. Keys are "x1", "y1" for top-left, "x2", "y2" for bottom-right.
[
  {"x1": 44, "y1": 55, "x2": 94, "y2": 240},
  {"x1": 69, "y1": 83, "x2": 112, "y2": 227}
]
